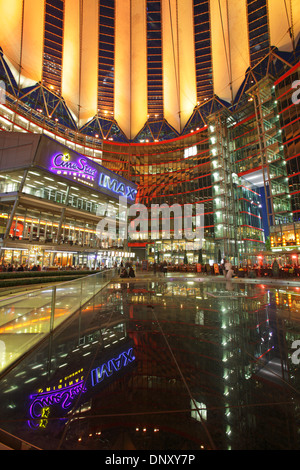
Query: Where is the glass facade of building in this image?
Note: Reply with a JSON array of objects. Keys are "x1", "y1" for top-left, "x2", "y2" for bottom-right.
[
  {"x1": 0, "y1": 1, "x2": 299, "y2": 267},
  {"x1": 101, "y1": 124, "x2": 265, "y2": 265},
  {"x1": 1, "y1": 61, "x2": 300, "y2": 266},
  {"x1": 43, "y1": 0, "x2": 64, "y2": 93},
  {"x1": 98, "y1": 0, "x2": 115, "y2": 117},
  {"x1": 268, "y1": 62, "x2": 300, "y2": 263}
]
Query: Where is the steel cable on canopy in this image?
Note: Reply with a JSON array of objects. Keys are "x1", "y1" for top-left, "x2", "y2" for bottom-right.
[
  {"x1": 283, "y1": 0, "x2": 295, "y2": 52},
  {"x1": 217, "y1": 0, "x2": 233, "y2": 102}
]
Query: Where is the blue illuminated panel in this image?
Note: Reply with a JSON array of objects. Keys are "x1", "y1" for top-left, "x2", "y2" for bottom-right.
[
  {"x1": 91, "y1": 347, "x2": 135, "y2": 387},
  {"x1": 98, "y1": 173, "x2": 137, "y2": 200}
]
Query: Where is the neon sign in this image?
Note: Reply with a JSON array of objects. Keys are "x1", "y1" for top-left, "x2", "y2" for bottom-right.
[
  {"x1": 37, "y1": 407, "x2": 50, "y2": 429},
  {"x1": 50, "y1": 153, "x2": 98, "y2": 181},
  {"x1": 98, "y1": 173, "x2": 137, "y2": 200},
  {"x1": 28, "y1": 380, "x2": 86, "y2": 427},
  {"x1": 27, "y1": 348, "x2": 135, "y2": 429},
  {"x1": 91, "y1": 347, "x2": 135, "y2": 386}
]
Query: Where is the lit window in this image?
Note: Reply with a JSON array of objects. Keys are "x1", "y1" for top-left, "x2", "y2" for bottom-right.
[
  {"x1": 191, "y1": 399, "x2": 207, "y2": 421},
  {"x1": 184, "y1": 145, "x2": 197, "y2": 158}
]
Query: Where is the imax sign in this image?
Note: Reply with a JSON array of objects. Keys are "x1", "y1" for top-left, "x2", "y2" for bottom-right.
[
  {"x1": 91, "y1": 348, "x2": 135, "y2": 387},
  {"x1": 98, "y1": 173, "x2": 137, "y2": 201}
]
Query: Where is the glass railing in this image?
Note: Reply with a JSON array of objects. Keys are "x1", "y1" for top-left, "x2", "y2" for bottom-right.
[{"x1": 0, "y1": 268, "x2": 116, "y2": 375}]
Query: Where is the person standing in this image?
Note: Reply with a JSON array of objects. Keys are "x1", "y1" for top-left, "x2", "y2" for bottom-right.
[
  {"x1": 153, "y1": 262, "x2": 157, "y2": 275},
  {"x1": 224, "y1": 259, "x2": 232, "y2": 278}
]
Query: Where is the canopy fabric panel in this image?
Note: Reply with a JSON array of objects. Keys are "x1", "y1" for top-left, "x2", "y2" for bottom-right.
[{"x1": 210, "y1": 0, "x2": 250, "y2": 103}]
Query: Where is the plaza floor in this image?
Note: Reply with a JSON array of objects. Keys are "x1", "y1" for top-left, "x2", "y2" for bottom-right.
[{"x1": 0, "y1": 272, "x2": 299, "y2": 450}]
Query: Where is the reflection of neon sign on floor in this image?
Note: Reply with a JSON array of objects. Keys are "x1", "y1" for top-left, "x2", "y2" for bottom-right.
[
  {"x1": 28, "y1": 380, "x2": 87, "y2": 427},
  {"x1": 28, "y1": 348, "x2": 135, "y2": 428},
  {"x1": 91, "y1": 348, "x2": 135, "y2": 387}
]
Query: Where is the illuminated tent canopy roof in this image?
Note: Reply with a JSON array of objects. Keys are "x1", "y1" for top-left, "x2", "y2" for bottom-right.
[{"x1": 0, "y1": 0, "x2": 299, "y2": 143}]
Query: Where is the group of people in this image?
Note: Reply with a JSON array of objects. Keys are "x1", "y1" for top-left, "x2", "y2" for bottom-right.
[
  {"x1": 0, "y1": 263, "x2": 42, "y2": 272},
  {"x1": 118, "y1": 261, "x2": 136, "y2": 278},
  {"x1": 152, "y1": 262, "x2": 168, "y2": 276},
  {"x1": 0, "y1": 263, "x2": 107, "y2": 272}
]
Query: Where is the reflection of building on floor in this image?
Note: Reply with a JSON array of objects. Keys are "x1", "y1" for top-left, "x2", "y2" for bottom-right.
[
  {"x1": 0, "y1": 278, "x2": 299, "y2": 449},
  {"x1": 255, "y1": 358, "x2": 289, "y2": 385}
]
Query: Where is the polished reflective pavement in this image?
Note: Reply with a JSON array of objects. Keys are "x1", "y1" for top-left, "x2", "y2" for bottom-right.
[{"x1": 0, "y1": 276, "x2": 299, "y2": 450}]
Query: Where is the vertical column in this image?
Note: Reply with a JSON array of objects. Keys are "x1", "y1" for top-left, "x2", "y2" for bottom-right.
[
  {"x1": 268, "y1": 0, "x2": 292, "y2": 51},
  {"x1": 4, "y1": 170, "x2": 28, "y2": 239},
  {"x1": 291, "y1": 0, "x2": 300, "y2": 49},
  {"x1": 193, "y1": 0, "x2": 213, "y2": 103},
  {"x1": 115, "y1": 0, "x2": 131, "y2": 139},
  {"x1": 177, "y1": 0, "x2": 197, "y2": 131},
  {"x1": 57, "y1": 208, "x2": 66, "y2": 243},
  {"x1": 210, "y1": 0, "x2": 250, "y2": 103},
  {"x1": 161, "y1": 0, "x2": 180, "y2": 133},
  {"x1": 0, "y1": 0, "x2": 23, "y2": 86},
  {"x1": 62, "y1": 0, "x2": 80, "y2": 121},
  {"x1": 79, "y1": 0, "x2": 99, "y2": 127},
  {"x1": 146, "y1": 0, "x2": 164, "y2": 120},
  {"x1": 131, "y1": 0, "x2": 148, "y2": 140},
  {"x1": 98, "y1": 0, "x2": 115, "y2": 118},
  {"x1": 42, "y1": 0, "x2": 64, "y2": 93},
  {"x1": 21, "y1": 0, "x2": 45, "y2": 86},
  {"x1": 267, "y1": 0, "x2": 300, "y2": 52},
  {"x1": 0, "y1": 0, "x2": 45, "y2": 88},
  {"x1": 247, "y1": 0, "x2": 270, "y2": 66}
]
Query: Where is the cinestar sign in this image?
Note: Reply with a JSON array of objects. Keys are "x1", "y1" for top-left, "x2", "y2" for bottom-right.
[
  {"x1": 50, "y1": 153, "x2": 97, "y2": 180},
  {"x1": 98, "y1": 173, "x2": 137, "y2": 201}
]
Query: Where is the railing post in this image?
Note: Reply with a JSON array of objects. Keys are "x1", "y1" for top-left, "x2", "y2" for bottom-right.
[{"x1": 50, "y1": 286, "x2": 56, "y2": 333}]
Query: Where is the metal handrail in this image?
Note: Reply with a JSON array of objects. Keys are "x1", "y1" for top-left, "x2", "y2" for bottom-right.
[{"x1": 0, "y1": 427, "x2": 41, "y2": 450}]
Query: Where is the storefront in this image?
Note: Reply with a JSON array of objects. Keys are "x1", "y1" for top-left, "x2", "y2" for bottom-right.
[
  {"x1": 147, "y1": 238, "x2": 216, "y2": 265},
  {"x1": 0, "y1": 133, "x2": 137, "y2": 269},
  {"x1": 0, "y1": 245, "x2": 135, "y2": 270},
  {"x1": 270, "y1": 223, "x2": 300, "y2": 250}
]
